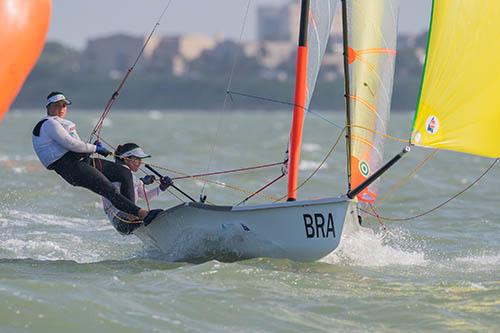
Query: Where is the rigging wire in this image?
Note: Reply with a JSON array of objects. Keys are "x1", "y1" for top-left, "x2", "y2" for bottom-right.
[
  {"x1": 237, "y1": 173, "x2": 286, "y2": 206},
  {"x1": 227, "y1": 90, "x2": 410, "y2": 144},
  {"x1": 89, "y1": 0, "x2": 174, "y2": 141},
  {"x1": 362, "y1": 158, "x2": 499, "y2": 222},
  {"x1": 227, "y1": 90, "x2": 344, "y2": 130},
  {"x1": 199, "y1": 0, "x2": 252, "y2": 199},
  {"x1": 275, "y1": 126, "x2": 347, "y2": 202}
]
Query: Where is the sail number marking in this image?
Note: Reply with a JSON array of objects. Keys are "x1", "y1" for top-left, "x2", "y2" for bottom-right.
[{"x1": 303, "y1": 213, "x2": 336, "y2": 238}]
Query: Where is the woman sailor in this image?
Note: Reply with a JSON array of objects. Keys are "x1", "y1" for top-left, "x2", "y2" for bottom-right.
[
  {"x1": 103, "y1": 143, "x2": 172, "y2": 234},
  {"x1": 32, "y1": 91, "x2": 156, "y2": 222}
]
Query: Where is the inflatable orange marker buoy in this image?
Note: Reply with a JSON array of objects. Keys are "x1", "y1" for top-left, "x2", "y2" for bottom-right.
[{"x1": 0, "y1": 0, "x2": 51, "y2": 122}]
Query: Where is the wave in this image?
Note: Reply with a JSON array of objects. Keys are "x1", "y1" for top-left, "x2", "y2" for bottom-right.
[{"x1": 2, "y1": 209, "x2": 110, "y2": 230}]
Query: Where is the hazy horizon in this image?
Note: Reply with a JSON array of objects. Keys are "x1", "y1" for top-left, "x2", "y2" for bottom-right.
[{"x1": 49, "y1": 0, "x2": 432, "y2": 50}]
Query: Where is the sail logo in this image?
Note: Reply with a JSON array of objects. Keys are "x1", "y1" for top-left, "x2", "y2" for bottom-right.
[
  {"x1": 359, "y1": 161, "x2": 370, "y2": 177},
  {"x1": 303, "y1": 213, "x2": 336, "y2": 238},
  {"x1": 425, "y1": 115, "x2": 439, "y2": 134}
]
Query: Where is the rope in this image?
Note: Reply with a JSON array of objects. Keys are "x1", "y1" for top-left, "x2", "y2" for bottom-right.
[
  {"x1": 376, "y1": 149, "x2": 437, "y2": 204},
  {"x1": 142, "y1": 183, "x2": 151, "y2": 210},
  {"x1": 149, "y1": 162, "x2": 282, "y2": 202},
  {"x1": 108, "y1": 210, "x2": 142, "y2": 224},
  {"x1": 90, "y1": 0, "x2": 173, "y2": 141},
  {"x1": 368, "y1": 203, "x2": 386, "y2": 230},
  {"x1": 361, "y1": 158, "x2": 499, "y2": 221},
  {"x1": 91, "y1": 136, "x2": 284, "y2": 202},
  {"x1": 147, "y1": 161, "x2": 283, "y2": 180},
  {"x1": 347, "y1": 124, "x2": 409, "y2": 144}
]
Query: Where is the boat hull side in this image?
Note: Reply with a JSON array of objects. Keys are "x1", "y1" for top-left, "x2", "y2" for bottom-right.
[{"x1": 134, "y1": 197, "x2": 358, "y2": 262}]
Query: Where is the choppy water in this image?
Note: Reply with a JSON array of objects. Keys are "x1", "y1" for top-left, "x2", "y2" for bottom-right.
[{"x1": 1, "y1": 110, "x2": 499, "y2": 332}]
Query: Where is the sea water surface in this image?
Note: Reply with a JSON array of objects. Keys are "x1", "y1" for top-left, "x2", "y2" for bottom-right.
[{"x1": 1, "y1": 110, "x2": 499, "y2": 332}]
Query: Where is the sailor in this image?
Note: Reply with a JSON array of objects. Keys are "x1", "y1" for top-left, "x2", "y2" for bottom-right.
[
  {"x1": 103, "y1": 143, "x2": 173, "y2": 234},
  {"x1": 32, "y1": 91, "x2": 152, "y2": 221}
]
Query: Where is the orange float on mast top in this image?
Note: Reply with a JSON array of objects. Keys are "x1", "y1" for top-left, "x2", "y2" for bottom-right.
[{"x1": 0, "y1": 0, "x2": 51, "y2": 122}]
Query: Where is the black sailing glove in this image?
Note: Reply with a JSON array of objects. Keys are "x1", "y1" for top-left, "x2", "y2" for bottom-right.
[
  {"x1": 94, "y1": 141, "x2": 111, "y2": 157},
  {"x1": 159, "y1": 176, "x2": 173, "y2": 191},
  {"x1": 140, "y1": 175, "x2": 156, "y2": 185}
]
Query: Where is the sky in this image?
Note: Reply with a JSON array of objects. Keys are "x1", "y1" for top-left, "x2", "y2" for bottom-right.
[{"x1": 48, "y1": 0, "x2": 432, "y2": 50}]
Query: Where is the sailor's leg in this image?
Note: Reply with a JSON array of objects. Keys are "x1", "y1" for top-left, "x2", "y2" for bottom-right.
[
  {"x1": 55, "y1": 160, "x2": 142, "y2": 216},
  {"x1": 90, "y1": 158, "x2": 136, "y2": 201}
]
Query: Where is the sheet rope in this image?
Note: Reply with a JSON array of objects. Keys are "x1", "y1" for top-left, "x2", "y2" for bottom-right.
[{"x1": 362, "y1": 158, "x2": 499, "y2": 222}]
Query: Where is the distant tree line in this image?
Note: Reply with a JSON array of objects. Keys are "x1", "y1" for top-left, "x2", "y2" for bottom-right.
[{"x1": 14, "y1": 34, "x2": 427, "y2": 111}]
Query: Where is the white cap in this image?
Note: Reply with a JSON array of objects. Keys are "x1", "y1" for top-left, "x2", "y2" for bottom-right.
[
  {"x1": 120, "y1": 147, "x2": 151, "y2": 159},
  {"x1": 46, "y1": 93, "x2": 72, "y2": 106}
]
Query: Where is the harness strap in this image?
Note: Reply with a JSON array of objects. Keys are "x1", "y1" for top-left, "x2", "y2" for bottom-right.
[{"x1": 32, "y1": 119, "x2": 48, "y2": 137}]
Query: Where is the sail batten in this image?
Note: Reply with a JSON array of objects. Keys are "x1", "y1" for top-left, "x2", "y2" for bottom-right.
[
  {"x1": 412, "y1": 1, "x2": 500, "y2": 158},
  {"x1": 345, "y1": 0, "x2": 400, "y2": 203}
]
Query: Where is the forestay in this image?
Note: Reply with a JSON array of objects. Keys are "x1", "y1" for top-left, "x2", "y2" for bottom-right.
[
  {"x1": 287, "y1": 0, "x2": 339, "y2": 200},
  {"x1": 411, "y1": 1, "x2": 500, "y2": 158},
  {"x1": 346, "y1": 0, "x2": 399, "y2": 203}
]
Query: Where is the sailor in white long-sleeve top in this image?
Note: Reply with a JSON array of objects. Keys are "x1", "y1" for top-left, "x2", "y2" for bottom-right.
[{"x1": 32, "y1": 91, "x2": 153, "y2": 222}]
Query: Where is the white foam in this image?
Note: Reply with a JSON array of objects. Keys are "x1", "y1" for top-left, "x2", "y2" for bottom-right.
[
  {"x1": 322, "y1": 224, "x2": 427, "y2": 267},
  {"x1": 302, "y1": 143, "x2": 321, "y2": 152},
  {"x1": 452, "y1": 253, "x2": 500, "y2": 272},
  {"x1": 12, "y1": 167, "x2": 25, "y2": 174},
  {"x1": 147, "y1": 110, "x2": 163, "y2": 120},
  {"x1": 455, "y1": 253, "x2": 500, "y2": 265},
  {"x1": 91, "y1": 118, "x2": 112, "y2": 128},
  {"x1": 299, "y1": 160, "x2": 328, "y2": 171}
]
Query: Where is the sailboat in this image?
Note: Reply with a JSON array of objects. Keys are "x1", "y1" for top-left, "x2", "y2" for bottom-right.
[{"x1": 132, "y1": 0, "x2": 401, "y2": 262}]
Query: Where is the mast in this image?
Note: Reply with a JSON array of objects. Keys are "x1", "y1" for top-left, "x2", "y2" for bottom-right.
[
  {"x1": 341, "y1": 0, "x2": 352, "y2": 192},
  {"x1": 287, "y1": 0, "x2": 310, "y2": 201}
]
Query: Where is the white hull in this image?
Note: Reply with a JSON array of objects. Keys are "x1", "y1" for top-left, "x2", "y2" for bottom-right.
[{"x1": 134, "y1": 196, "x2": 359, "y2": 262}]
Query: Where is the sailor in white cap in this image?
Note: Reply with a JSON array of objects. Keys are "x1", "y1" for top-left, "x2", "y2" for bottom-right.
[
  {"x1": 32, "y1": 91, "x2": 153, "y2": 221},
  {"x1": 102, "y1": 143, "x2": 173, "y2": 234}
]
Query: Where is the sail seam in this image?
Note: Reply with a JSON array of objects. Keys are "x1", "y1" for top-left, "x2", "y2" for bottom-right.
[{"x1": 411, "y1": 0, "x2": 436, "y2": 136}]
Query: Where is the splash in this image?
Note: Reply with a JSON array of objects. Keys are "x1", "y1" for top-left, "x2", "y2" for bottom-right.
[{"x1": 322, "y1": 221, "x2": 427, "y2": 267}]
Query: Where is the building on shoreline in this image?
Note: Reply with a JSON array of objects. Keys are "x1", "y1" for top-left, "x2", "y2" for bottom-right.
[{"x1": 76, "y1": 2, "x2": 422, "y2": 82}]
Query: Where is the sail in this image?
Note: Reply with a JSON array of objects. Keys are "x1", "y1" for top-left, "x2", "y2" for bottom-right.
[
  {"x1": 0, "y1": 0, "x2": 51, "y2": 121},
  {"x1": 287, "y1": 0, "x2": 338, "y2": 200},
  {"x1": 305, "y1": 0, "x2": 338, "y2": 108},
  {"x1": 411, "y1": 1, "x2": 500, "y2": 158},
  {"x1": 346, "y1": 0, "x2": 399, "y2": 203}
]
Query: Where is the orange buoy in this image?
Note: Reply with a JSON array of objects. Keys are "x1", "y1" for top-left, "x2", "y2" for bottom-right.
[{"x1": 0, "y1": 0, "x2": 51, "y2": 122}]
